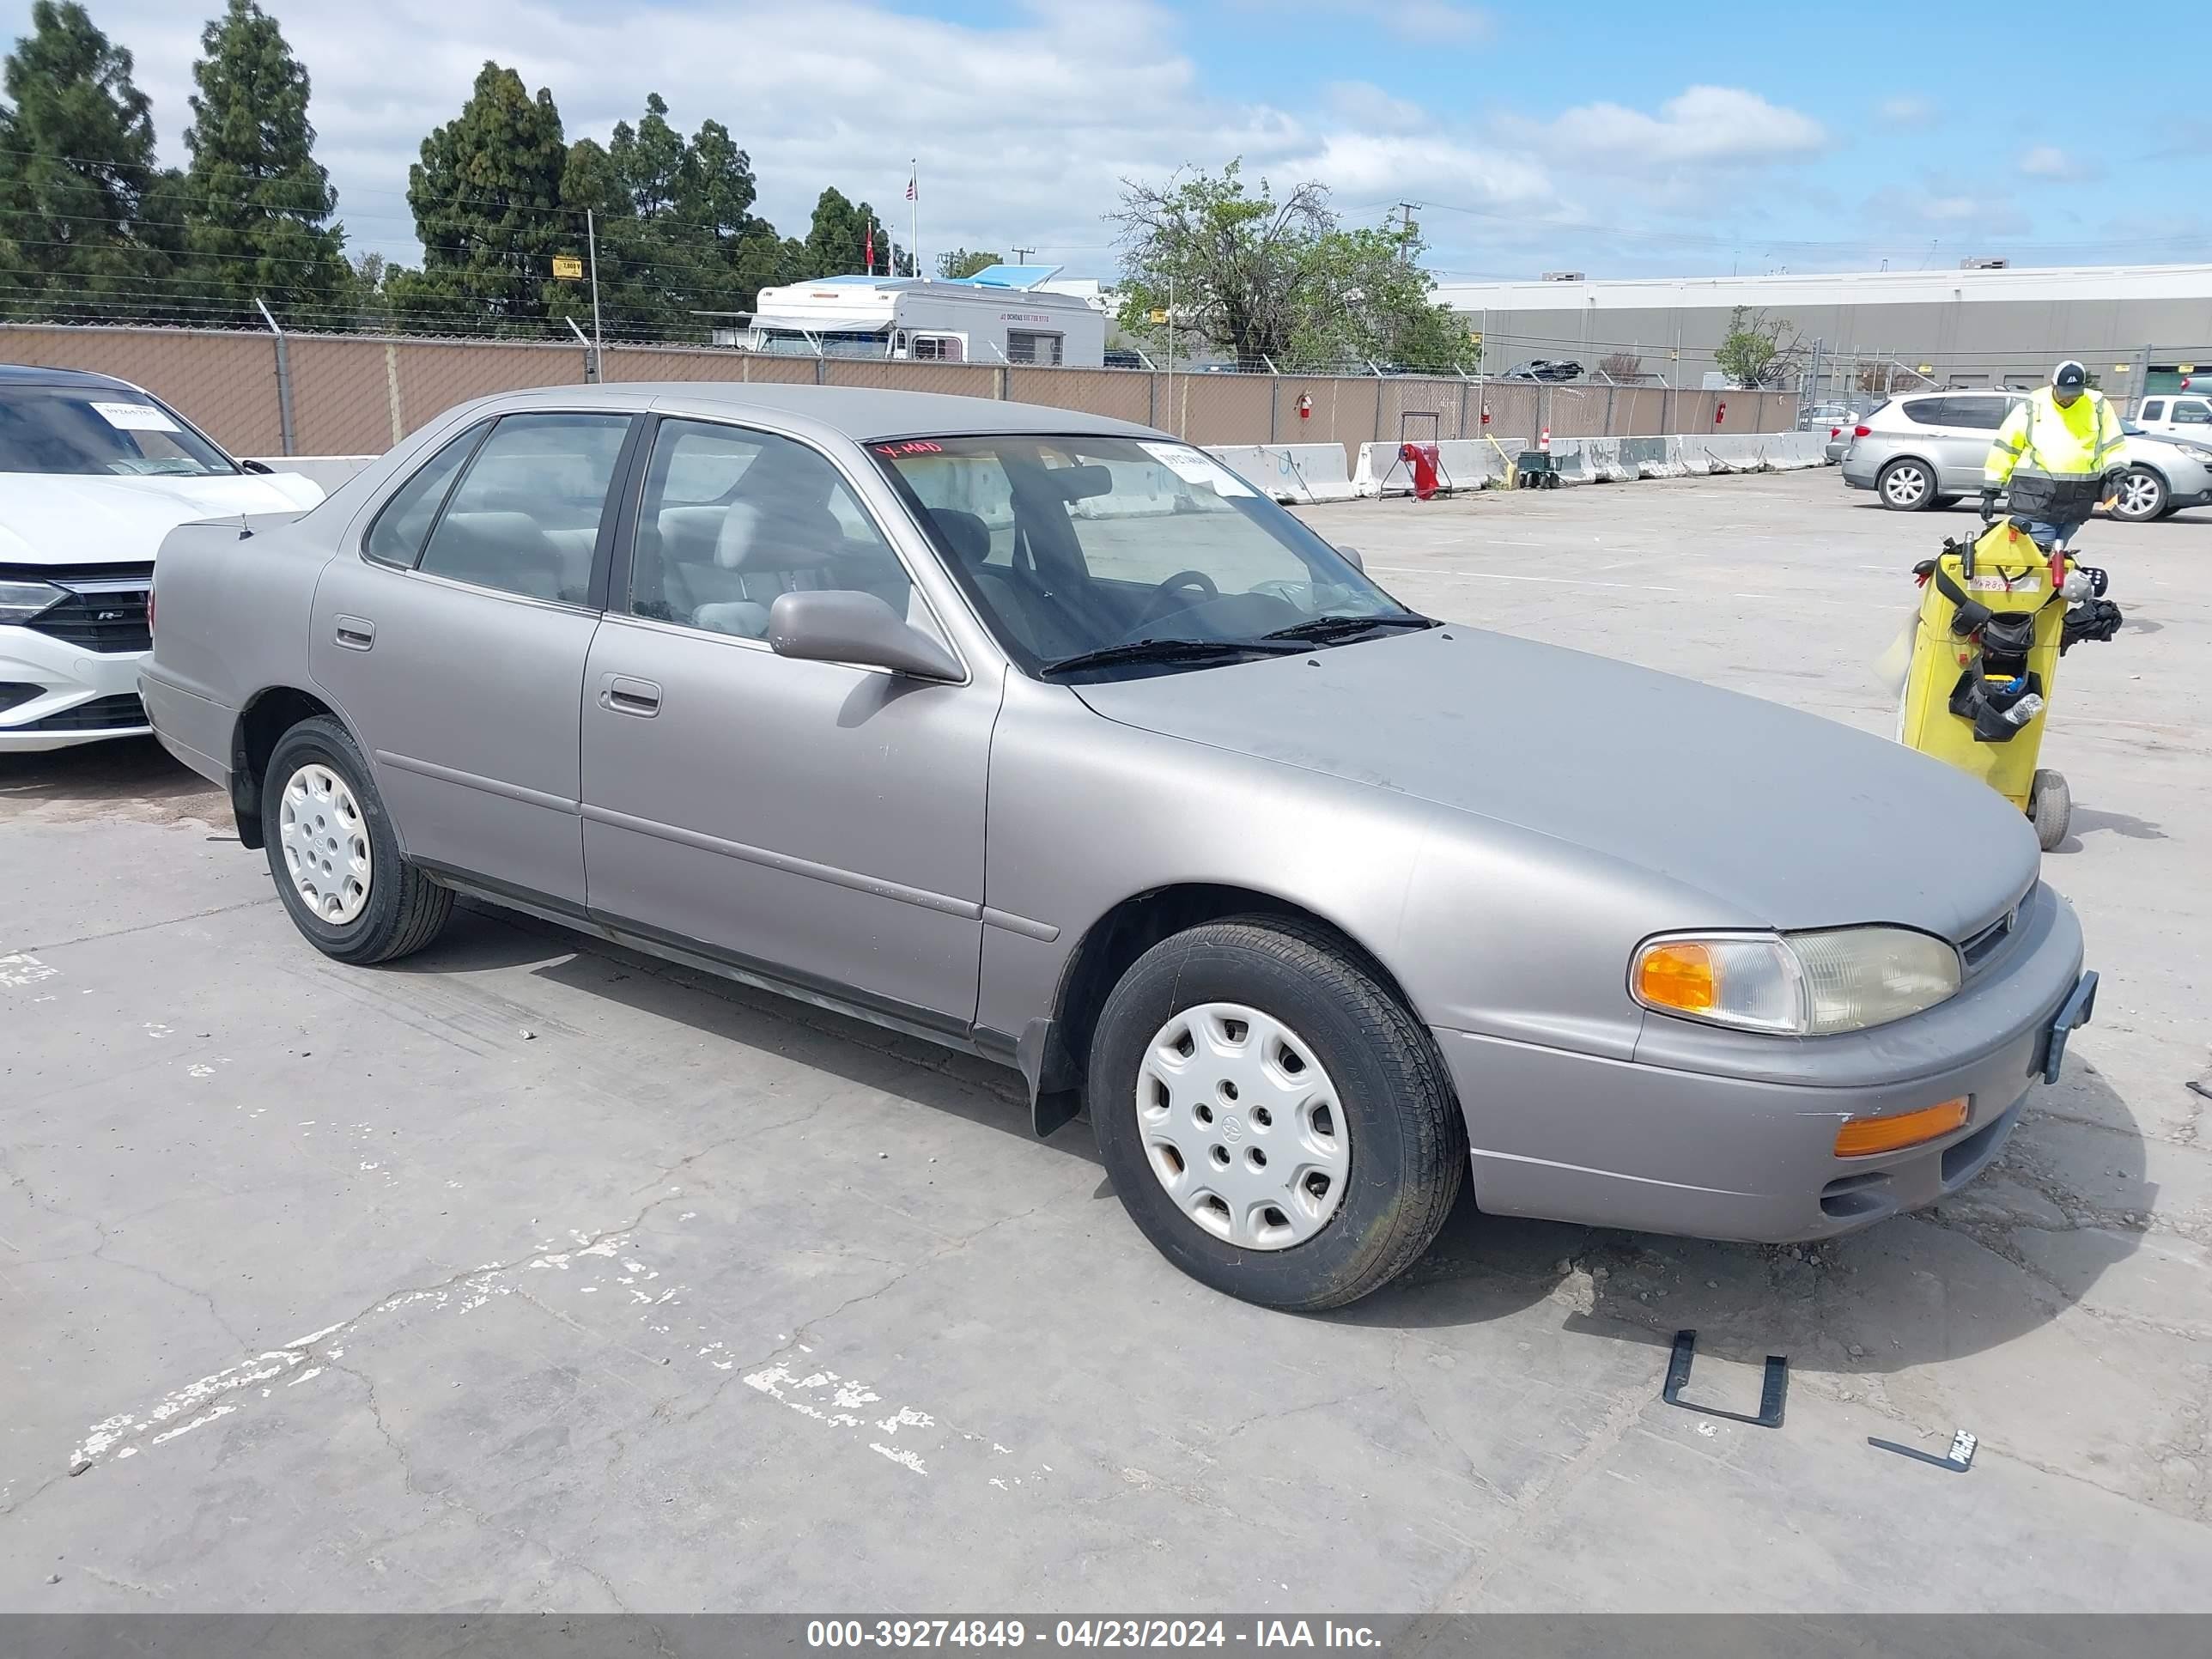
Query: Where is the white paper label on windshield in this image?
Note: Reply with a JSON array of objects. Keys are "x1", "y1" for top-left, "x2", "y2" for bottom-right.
[
  {"x1": 91, "y1": 401, "x2": 181, "y2": 432},
  {"x1": 1139, "y1": 441, "x2": 1255, "y2": 497}
]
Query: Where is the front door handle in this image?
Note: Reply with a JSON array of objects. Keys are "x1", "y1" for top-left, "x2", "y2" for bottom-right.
[
  {"x1": 334, "y1": 616, "x2": 375, "y2": 651},
  {"x1": 601, "y1": 674, "x2": 662, "y2": 717}
]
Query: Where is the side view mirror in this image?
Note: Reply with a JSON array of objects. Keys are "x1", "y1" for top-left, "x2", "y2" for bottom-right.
[
  {"x1": 767, "y1": 589, "x2": 963, "y2": 682},
  {"x1": 1335, "y1": 544, "x2": 1364, "y2": 572},
  {"x1": 239, "y1": 458, "x2": 275, "y2": 475}
]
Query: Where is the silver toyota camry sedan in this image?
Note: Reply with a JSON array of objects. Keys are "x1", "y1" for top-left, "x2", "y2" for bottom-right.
[{"x1": 140, "y1": 384, "x2": 2094, "y2": 1310}]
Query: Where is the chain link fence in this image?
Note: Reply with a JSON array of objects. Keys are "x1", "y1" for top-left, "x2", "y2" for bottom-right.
[{"x1": 0, "y1": 321, "x2": 1805, "y2": 466}]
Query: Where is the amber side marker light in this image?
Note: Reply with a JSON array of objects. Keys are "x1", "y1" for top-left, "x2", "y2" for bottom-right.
[{"x1": 1834, "y1": 1097, "x2": 1969, "y2": 1158}]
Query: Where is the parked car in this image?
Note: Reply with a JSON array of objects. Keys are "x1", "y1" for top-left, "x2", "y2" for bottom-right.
[
  {"x1": 2130, "y1": 390, "x2": 2212, "y2": 444},
  {"x1": 1504, "y1": 359, "x2": 1582, "y2": 382},
  {"x1": 1841, "y1": 388, "x2": 2210, "y2": 520},
  {"x1": 0, "y1": 365, "x2": 325, "y2": 751},
  {"x1": 2112, "y1": 423, "x2": 2212, "y2": 522},
  {"x1": 1841, "y1": 390, "x2": 2025, "y2": 509},
  {"x1": 1102, "y1": 349, "x2": 1147, "y2": 371},
  {"x1": 142, "y1": 384, "x2": 2090, "y2": 1310}
]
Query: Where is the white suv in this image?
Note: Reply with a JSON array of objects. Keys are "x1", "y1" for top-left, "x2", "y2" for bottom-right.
[{"x1": 0, "y1": 365, "x2": 324, "y2": 752}]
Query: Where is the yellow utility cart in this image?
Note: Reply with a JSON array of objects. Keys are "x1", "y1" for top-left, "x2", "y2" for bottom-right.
[{"x1": 1897, "y1": 517, "x2": 2120, "y2": 851}]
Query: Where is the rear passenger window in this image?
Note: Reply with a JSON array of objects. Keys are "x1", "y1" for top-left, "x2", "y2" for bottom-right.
[
  {"x1": 1901, "y1": 398, "x2": 1948, "y2": 426},
  {"x1": 627, "y1": 418, "x2": 929, "y2": 643},
  {"x1": 1942, "y1": 398, "x2": 2010, "y2": 430},
  {"x1": 416, "y1": 413, "x2": 629, "y2": 604},
  {"x1": 365, "y1": 423, "x2": 484, "y2": 566}
]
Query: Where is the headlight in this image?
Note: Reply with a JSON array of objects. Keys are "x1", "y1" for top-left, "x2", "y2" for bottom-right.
[
  {"x1": 1632, "y1": 927, "x2": 1961, "y2": 1036},
  {"x1": 0, "y1": 579, "x2": 65, "y2": 624}
]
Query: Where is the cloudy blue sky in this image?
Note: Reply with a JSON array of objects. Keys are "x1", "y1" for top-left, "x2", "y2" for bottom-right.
[{"x1": 11, "y1": 0, "x2": 2208, "y2": 282}]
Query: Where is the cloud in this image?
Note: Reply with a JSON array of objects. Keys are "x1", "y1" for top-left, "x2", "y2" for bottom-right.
[
  {"x1": 1323, "y1": 81, "x2": 1431, "y2": 134},
  {"x1": 1510, "y1": 85, "x2": 1826, "y2": 169},
  {"x1": 1229, "y1": 0, "x2": 1492, "y2": 42},
  {"x1": 1861, "y1": 175, "x2": 2030, "y2": 239},
  {"x1": 1876, "y1": 94, "x2": 1937, "y2": 127},
  {"x1": 2021, "y1": 144, "x2": 2100, "y2": 182}
]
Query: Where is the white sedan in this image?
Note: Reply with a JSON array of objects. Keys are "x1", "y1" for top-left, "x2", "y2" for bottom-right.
[{"x1": 0, "y1": 366, "x2": 325, "y2": 751}]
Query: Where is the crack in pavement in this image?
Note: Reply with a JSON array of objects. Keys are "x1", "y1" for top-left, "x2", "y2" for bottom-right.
[{"x1": 15, "y1": 895, "x2": 278, "y2": 957}]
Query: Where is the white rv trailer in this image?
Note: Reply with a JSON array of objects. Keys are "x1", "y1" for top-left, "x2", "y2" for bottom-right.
[{"x1": 742, "y1": 264, "x2": 1107, "y2": 368}]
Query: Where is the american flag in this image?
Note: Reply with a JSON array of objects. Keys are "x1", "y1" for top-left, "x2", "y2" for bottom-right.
[{"x1": 905, "y1": 167, "x2": 917, "y2": 202}]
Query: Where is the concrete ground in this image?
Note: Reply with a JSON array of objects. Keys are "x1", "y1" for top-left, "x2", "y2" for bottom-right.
[{"x1": 3, "y1": 471, "x2": 2207, "y2": 1613}]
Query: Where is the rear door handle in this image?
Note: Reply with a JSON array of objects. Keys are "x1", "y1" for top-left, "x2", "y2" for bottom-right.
[
  {"x1": 334, "y1": 616, "x2": 375, "y2": 651},
  {"x1": 600, "y1": 674, "x2": 661, "y2": 717}
]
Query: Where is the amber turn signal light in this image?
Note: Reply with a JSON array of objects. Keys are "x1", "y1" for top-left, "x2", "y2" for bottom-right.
[
  {"x1": 1833, "y1": 1097, "x2": 1969, "y2": 1158},
  {"x1": 1634, "y1": 941, "x2": 1716, "y2": 1014}
]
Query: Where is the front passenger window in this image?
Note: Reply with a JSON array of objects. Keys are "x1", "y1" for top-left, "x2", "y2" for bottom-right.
[
  {"x1": 416, "y1": 413, "x2": 629, "y2": 603},
  {"x1": 629, "y1": 418, "x2": 924, "y2": 642}
]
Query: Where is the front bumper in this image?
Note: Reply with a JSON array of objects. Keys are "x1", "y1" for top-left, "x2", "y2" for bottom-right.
[
  {"x1": 1433, "y1": 884, "x2": 2087, "y2": 1243},
  {"x1": 0, "y1": 623, "x2": 149, "y2": 752}
]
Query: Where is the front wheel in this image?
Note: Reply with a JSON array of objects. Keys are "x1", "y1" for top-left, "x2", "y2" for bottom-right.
[
  {"x1": 2030, "y1": 768, "x2": 2072, "y2": 853},
  {"x1": 1088, "y1": 918, "x2": 1466, "y2": 1311},
  {"x1": 2112, "y1": 466, "x2": 2167, "y2": 523},
  {"x1": 1877, "y1": 458, "x2": 1937, "y2": 511},
  {"x1": 262, "y1": 715, "x2": 453, "y2": 964}
]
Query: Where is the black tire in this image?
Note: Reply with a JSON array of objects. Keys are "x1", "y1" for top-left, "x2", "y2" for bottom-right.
[
  {"x1": 2112, "y1": 466, "x2": 2167, "y2": 523},
  {"x1": 261, "y1": 715, "x2": 452, "y2": 964},
  {"x1": 1876, "y1": 458, "x2": 1938, "y2": 511},
  {"x1": 1931, "y1": 493, "x2": 1962, "y2": 510},
  {"x1": 1088, "y1": 917, "x2": 1466, "y2": 1311},
  {"x1": 2030, "y1": 768, "x2": 2071, "y2": 853}
]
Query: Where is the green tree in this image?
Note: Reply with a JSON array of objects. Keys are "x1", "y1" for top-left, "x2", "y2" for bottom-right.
[
  {"x1": 0, "y1": 1, "x2": 173, "y2": 320},
  {"x1": 1715, "y1": 306, "x2": 1798, "y2": 388},
  {"x1": 180, "y1": 0, "x2": 351, "y2": 328},
  {"x1": 937, "y1": 247, "x2": 1001, "y2": 279},
  {"x1": 798, "y1": 186, "x2": 896, "y2": 278},
  {"x1": 392, "y1": 62, "x2": 569, "y2": 332}
]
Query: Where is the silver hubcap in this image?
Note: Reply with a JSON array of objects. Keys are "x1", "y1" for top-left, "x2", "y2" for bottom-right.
[
  {"x1": 2118, "y1": 472, "x2": 2158, "y2": 515},
  {"x1": 1886, "y1": 465, "x2": 1927, "y2": 505},
  {"x1": 279, "y1": 763, "x2": 371, "y2": 924},
  {"x1": 1135, "y1": 1001, "x2": 1351, "y2": 1250}
]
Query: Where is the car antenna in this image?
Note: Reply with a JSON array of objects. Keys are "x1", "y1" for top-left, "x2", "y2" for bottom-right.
[{"x1": 236, "y1": 510, "x2": 253, "y2": 540}]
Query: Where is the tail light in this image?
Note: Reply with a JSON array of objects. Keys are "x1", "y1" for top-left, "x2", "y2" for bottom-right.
[{"x1": 1853, "y1": 424, "x2": 1872, "y2": 439}]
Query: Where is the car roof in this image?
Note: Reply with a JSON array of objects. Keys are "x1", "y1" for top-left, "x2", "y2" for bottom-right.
[
  {"x1": 490, "y1": 380, "x2": 1167, "y2": 443},
  {"x1": 0, "y1": 362, "x2": 141, "y2": 392}
]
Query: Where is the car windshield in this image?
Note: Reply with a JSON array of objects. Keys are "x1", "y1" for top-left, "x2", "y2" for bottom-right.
[
  {"x1": 0, "y1": 385, "x2": 237, "y2": 477},
  {"x1": 869, "y1": 433, "x2": 1426, "y2": 677}
]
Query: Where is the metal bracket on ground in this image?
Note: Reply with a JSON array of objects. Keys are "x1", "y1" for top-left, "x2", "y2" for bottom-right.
[
  {"x1": 1661, "y1": 1329, "x2": 1788, "y2": 1428},
  {"x1": 1869, "y1": 1429, "x2": 1978, "y2": 1473}
]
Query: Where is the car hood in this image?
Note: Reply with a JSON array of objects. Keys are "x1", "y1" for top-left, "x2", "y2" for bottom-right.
[
  {"x1": 1073, "y1": 625, "x2": 2038, "y2": 939},
  {"x1": 0, "y1": 471, "x2": 325, "y2": 565}
]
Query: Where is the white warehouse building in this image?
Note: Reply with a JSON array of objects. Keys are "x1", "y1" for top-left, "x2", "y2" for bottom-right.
[{"x1": 1433, "y1": 263, "x2": 2212, "y2": 398}]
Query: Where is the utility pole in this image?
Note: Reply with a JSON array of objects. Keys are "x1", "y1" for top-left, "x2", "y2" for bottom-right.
[
  {"x1": 1395, "y1": 202, "x2": 1419, "y2": 263},
  {"x1": 586, "y1": 209, "x2": 604, "y2": 374},
  {"x1": 1011, "y1": 246, "x2": 1035, "y2": 264}
]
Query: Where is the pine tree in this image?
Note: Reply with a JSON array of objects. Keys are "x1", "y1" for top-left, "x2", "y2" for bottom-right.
[
  {"x1": 799, "y1": 187, "x2": 891, "y2": 280},
  {"x1": 391, "y1": 62, "x2": 569, "y2": 332},
  {"x1": 0, "y1": 1, "x2": 171, "y2": 320},
  {"x1": 181, "y1": 0, "x2": 351, "y2": 327}
]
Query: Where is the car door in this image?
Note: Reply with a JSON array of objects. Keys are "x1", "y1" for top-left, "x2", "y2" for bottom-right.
[
  {"x1": 309, "y1": 410, "x2": 636, "y2": 908},
  {"x1": 2170, "y1": 397, "x2": 2212, "y2": 437},
  {"x1": 578, "y1": 416, "x2": 997, "y2": 1029},
  {"x1": 1934, "y1": 396, "x2": 2012, "y2": 491}
]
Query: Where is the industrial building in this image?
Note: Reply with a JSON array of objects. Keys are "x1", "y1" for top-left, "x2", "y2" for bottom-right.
[{"x1": 1432, "y1": 263, "x2": 2212, "y2": 401}]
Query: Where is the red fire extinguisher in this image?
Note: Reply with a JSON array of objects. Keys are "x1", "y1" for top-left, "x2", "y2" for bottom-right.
[
  {"x1": 1296, "y1": 392, "x2": 1312, "y2": 422},
  {"x1": 1714, "y1": 400, "x2": 1728, "y2": 426}
]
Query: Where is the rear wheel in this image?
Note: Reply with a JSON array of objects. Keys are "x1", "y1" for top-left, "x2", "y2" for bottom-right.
[
  {"x1": 2112, "y1": 466, "x2": 2167, "y2": 523},
  {"x1": 2030, "y1": 768, "x2": 2071, "y2": 853},
  {"x1": 262, "y1": 716, "x2": 452, "y2": 964},
  {"x1": 1088, "y1": 918, "x2": 1465, "y2": 1310},
  {"x1": 1877, "y1": 458, "x2": 1937, "y2": 511}
]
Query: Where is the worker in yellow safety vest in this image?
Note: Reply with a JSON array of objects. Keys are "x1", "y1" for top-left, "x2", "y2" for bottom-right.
[{"x1": 1980, "y1": 359, "x2": 2128, "y2": 550}]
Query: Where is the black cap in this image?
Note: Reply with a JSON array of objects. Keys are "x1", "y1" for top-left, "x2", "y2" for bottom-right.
[{"x1": 2053, "y1": 360, "x2": 2087, "y2": 390}]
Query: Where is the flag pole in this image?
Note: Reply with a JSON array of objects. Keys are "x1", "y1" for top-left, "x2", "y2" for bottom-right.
[{"x1": 910, "y1": 157, "x2": 920, "y2": 280}]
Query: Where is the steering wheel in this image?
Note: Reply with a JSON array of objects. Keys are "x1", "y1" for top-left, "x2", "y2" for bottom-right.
[{"x1": 1131, "y1": 568, "x2": 1219, "y2": 630}]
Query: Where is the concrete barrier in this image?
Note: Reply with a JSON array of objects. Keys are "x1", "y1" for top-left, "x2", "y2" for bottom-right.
[
  {"x1": 1350, "y1": 439, "x2": 1501, "y2": 497},
  {"x1": 1771, "y1": 430, "x2": 1828, "y2": 469},
  {"x1": 1208, "y1": 443, "x2": 1356, "y2": 503},
  {"x1": 1580, "y1": 438, "x2": 1638, "y2": 483},
  {"x1": 1621, "y1": 435, "x2": 1681, "y2": 478},
  {"x1": 1698, "y1": 435, "x2": 1770, "y2": 474},
  {"x1": 1548, "y1": 441, "x2": 1598, "y2": 484},
  {"x1": 1072, "y1": 459, "x2": 1183, "y2": 518},
  {"x1": 247, "y1": 454, "x2": 378, "y2": 490}
]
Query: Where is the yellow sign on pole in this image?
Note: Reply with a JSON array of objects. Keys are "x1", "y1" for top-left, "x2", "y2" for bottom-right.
[
  {"x1": 2179, "y1": 362, "x2": 2197, "y2": 374},
  {"x1": 1916, "y1": 364, "x2": 1933, "y2": 375},
  {"x1": 553, "y1": 256, "x2": 585, "y2": 281},
  {"x1": 1147, "y1": 307, "x2": 1168, "y2": 325},
  {"x1": 2112, "y1": 363, "x2": 2130, "y2": 374}
]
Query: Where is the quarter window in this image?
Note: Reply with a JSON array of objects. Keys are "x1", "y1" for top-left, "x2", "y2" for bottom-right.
[
  {"x1": 415, "y1": 413, "x2": 629, "y2": 603},
  {"x1": 1901, "y1": 398, "x2": 1948, "y2": 426},
  {"x1": 364, "y1": 422, "x2": 486, "y2": 566},
  {"x1": 628, "y1": 418, "x2": 928, "y2": 643}
]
